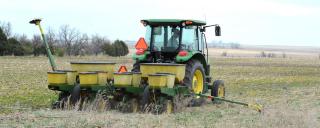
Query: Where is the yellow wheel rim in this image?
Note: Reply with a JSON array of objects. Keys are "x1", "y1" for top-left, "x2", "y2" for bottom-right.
[
  {"x1": 192, "y1": 69, "x2": 204, "y2": 94},
  {"x1": 166, "y1": 100, "x2": 173, "y2": 114},
  {"x1": 217, "y1": 86, "x2": 225, "y2": 97}
]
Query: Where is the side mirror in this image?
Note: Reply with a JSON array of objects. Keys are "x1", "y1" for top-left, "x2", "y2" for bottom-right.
[{"x1": 215, "y1": 25, "x2": 221, "y2": 36}]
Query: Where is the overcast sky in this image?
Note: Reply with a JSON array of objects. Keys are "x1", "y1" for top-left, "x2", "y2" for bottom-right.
[{"x1": 1, "y1": 0, "x2": 320, "y2": 46}]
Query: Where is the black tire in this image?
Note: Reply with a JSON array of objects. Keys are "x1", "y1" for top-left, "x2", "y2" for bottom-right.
[
  {"x1": 70, "y1": 84, "x2": 81, "y2": 105},
  {"x1": 183, "y1": 59, "x2": 206, "y2": 106},
  {"x1": 183, "y1": 59, "x2": 206, "y2": 91},
  {"x1": 211, "y1": 80, "x2": 225, "y2": 103},
  {"x1": 141, "y1": 85, "x2": 150, "y2": 111}
]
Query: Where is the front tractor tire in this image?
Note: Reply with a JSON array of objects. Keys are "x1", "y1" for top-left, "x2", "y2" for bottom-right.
[
  {"x1": 183, "y1": 59, "x2": 206, "y2": 106},
  {"x1": 211, "y1": 80, "x2": 225, "y2": 103}
]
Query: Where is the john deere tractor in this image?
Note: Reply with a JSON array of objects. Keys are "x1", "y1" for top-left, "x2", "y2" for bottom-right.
[
  {"x1": 132, "y1": 19, "x2": 224, "y2": 107},
  {"x1": 31, "y1": 18, "x2": 262, "y2": 113}
]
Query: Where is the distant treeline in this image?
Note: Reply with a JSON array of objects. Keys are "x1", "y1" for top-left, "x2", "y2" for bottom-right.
[
  {"x1": 209, "y1": 40, "x2": 241, "y2": 49},
  {"x1": 0, "y1": 21, "x2": 129, "y2": 57}
]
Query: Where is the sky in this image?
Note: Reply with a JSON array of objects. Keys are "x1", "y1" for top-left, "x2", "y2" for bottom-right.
[{"x1": 1, "y1": 0, "x2": 320, "y2": 46}]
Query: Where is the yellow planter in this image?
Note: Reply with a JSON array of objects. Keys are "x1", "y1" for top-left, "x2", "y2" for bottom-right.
[
  {"x1": 79, "y1": 72, "x2": 98, "y2": 86},
  {"x1": 148, "y1": 74, "x2": 167, "y2": 88},
  {"x1": 70, "y1": 62, "x2": 115, "y2": 79},
  {"x1": 47, "y1": 71, "x2": 67, "y2": 85},
  {"x1": 140, "y1": 63, "x2": 185, "y2": 83},
  {"x1": 114, "y1": 72, "x2": 132, "y2": 87},
  {"x1": 96, "y1": 71, "x2": 108, "y2": 85},
  {"x1": 56, "y1": 70, "x2": 77, "y2": 85},
  {"x1": 157, "y1": 73, "x2": 175, "y2": 88},
  {"x1": 132, "y1": 72, "x2": 142, "y2": 87}
]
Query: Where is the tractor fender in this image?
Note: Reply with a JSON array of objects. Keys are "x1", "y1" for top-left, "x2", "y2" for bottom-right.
[
  {"x1": 176, "y1": 52, "x2": 208, "y2": 75},
  {"x1": 132, "y1": 51, "x2": 150, "y2": 61},
  {"x1": 189, "y1": 53, "x2": 208, "y2": 75}
]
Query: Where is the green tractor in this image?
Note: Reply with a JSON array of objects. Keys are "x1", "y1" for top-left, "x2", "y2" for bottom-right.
[{"x1": 132, "y1": 19, "x2": 224, "y2": 107}]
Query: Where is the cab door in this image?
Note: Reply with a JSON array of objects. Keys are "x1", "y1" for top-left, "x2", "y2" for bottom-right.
[{"x1": 181, "y1": 26, "x2": 198, "y2": 51}]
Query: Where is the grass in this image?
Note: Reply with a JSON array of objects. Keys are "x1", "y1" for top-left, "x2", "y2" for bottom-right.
[{"x1": 0, "y1": 54, "x2": 319, "y2": 127}]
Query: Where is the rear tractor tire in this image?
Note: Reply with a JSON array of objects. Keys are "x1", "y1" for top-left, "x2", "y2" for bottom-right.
[{"x1": 183, "y1": 59, "x2": 206, "y2": 106}]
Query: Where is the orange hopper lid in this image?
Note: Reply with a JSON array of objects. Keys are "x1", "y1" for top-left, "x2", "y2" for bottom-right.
[
  {"x1": 118, "y1": 66, "x2": 128, "y2": 73},
  {"x1": 135, "y1": 37, "x2": 148, "y2": 50}
]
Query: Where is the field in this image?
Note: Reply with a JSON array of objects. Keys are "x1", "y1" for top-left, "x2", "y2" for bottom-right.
[{"x1": 0, "y1": 48, "x2": 320, "y2": 127}]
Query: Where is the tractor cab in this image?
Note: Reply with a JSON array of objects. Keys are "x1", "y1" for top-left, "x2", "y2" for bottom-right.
[{"x1": 133, "y1": 19, "x2": 220, "y2": 64}]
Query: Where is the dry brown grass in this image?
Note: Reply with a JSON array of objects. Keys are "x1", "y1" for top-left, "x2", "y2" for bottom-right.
[
  {"x1": 0, "y1": 48, "x2": 320, "y2": 127},
  {"x1": 208, "y1": 48, "x2": 319, "y2": 59}
]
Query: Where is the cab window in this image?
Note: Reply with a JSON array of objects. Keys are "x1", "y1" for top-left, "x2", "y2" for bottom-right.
[{"x1": 182, "y1": 26, "x2": 198, "y2": 51}]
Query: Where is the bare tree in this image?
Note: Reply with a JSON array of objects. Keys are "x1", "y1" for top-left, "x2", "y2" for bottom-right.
[
  {"x1": 32, "y1": 35, "x2": 44, "y2": 56},
  {"x1": 72, "y1": 33, "x2": 89, "y2": 56},
  {"x1": 16, "y1": 34, "x2": 28, "y2": 44},
  {"x1": 47, "y1": 27, "x2": 58, "y2": 47},
  {"x1": 16, "y1": 34, "x2": 32, "y2": 55},
  {"x1": 0, "y1": 21, "x2": 12, "y2": 38},
  {"x1": 58, "y1": 25, "x2": 80, "y2": 56},
  {"x1": 46, "y1": 27, "x2": 59, "y2": 54},
  {"x1": 90, "y1": 34, "x2": 110, "y2": 56}
]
